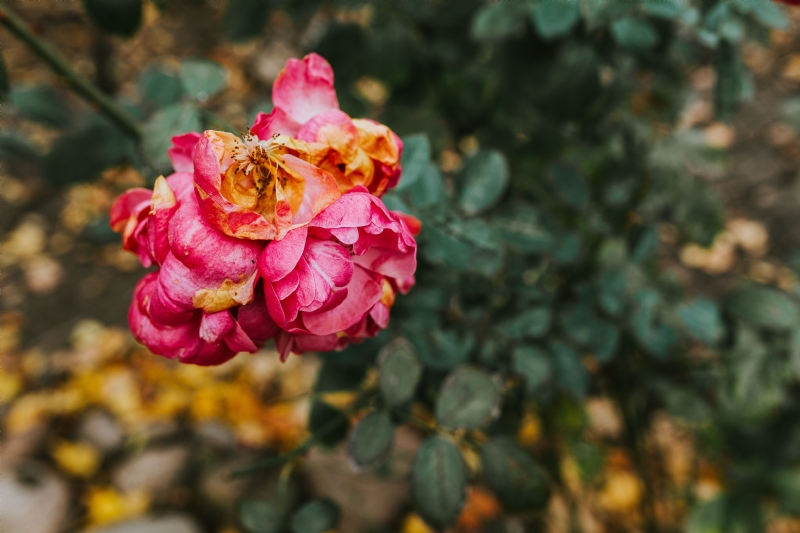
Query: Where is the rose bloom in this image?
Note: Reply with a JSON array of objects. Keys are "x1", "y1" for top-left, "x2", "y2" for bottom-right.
[{"x1": 110, "y1": 53, "x2": 418, "y2": 366}]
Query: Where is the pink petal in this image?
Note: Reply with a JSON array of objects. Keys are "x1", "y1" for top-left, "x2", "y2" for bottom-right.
[
  {"x1": 169, "y1": 192, "x2": 262, "y2": 304},
  {"x1": 301, "y1": 265, "x2": 382, "y2": 336},
  {"x1": 223, "y1": 318, "x2": 258, "y2": 353},
  {"x1": 199, "y1": 310, "x2": 235, "y2": 344},
  {"x1": 167, "y1": 132, "x2": 202, "y2": 174},
  {"x1": 251, "y1": 108, "x2": 301, "y2": 139},
  {"x1": 272, "y1": 53, "x2": 338, "y2": 127},
  {"x1": 259, "y1": 226, "x2": 308, "y2": 281},
  {"x1": 237, "y1": 288, "x2": 280, "y2": 344},
  {"x1": 353, "y1": 246, "x2": 417, "y2": 280},
  {"x1": 147, "y1": 176, "x2": 179, "y2": 265},
  {"x1": 305, "y1": 238, "x2": 354, "y2": 288}
]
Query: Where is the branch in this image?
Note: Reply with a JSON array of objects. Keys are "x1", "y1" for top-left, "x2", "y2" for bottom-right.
[{"x1": 0, "y1": 5, "x2": 141, "y2": 140}]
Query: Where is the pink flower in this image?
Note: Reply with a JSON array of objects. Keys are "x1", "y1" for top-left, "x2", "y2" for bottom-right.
[
  {"x1": 112, "y1": 54, "x2": 419, "y2": 366},
  {"x1": 259, "y1": 186, "x2": 417, "y2": 360},
  {"x1": 252, "y1": 53, "x2": 403, "y2": 196},
  {"x1": 129, "y1": 272, "x2": 277, "y2": 365}
]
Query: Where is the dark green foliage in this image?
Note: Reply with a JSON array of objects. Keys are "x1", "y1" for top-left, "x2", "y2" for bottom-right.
[
  {"x1": 240, "y1": 500, "x2": 282, "y2": 533},
  {"x1": 11, "y1": 86, "x2": 71, "y2": 128},
  {"x1": 180, "y1": 59, "x2": 228, "y2": 102},
  {"x1": 139, "y1": 67, "x2": 183, "y2": 107},
  {"x1": 378, "y1": 338, "x2": 422, "y2": 407},
  {"x1": 308, "y1": 401, "x2": 349, "y2": 448},
  {"x1": 143, "y1": 103, "x2": 202, "y2": 171},
  {"x1": 481, "y1": 436, "x2": 549, "y2": 511},
  {"x1": 411, "y1": 436, "x2": 467, "y2": 530},
  {"x1": 435, "y1": 366, "x2": 500, "y2": 430},
  {"x1": 347, "y1": 411, "x2": 395, "y2": 470},
  {"x1": 223, "y1": 0, "x2": 272, "y2": 43},
  {"x1": 290, "y1": 499, "x2": 340, "y2": 533},
  {"x1": 44, "y1": 115, "x2": 134, "y2": 185},
  {"x1": 82, "y1": 0, "x2": 143, "y2": 37},
  {"x1": 0, "y1": 54, "x2": 10, "y2": 100}
]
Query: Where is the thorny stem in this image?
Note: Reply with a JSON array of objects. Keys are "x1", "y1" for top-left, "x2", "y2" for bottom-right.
[{"x1": 0, "y1": 4, "x2": 141, "y2": 140}]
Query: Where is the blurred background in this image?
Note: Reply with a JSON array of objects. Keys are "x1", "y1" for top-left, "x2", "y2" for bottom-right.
[{"x1": 5, "y1": 1, "x2": 800, "y2": 532}]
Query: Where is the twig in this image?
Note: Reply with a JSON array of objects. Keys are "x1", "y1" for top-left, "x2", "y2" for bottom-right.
[
  {"x1": 229, "y1": 414, "x2": 341, "y2": 479},
  {"x1": 0, "y1": 5, "x2": 141, "y2": 140}
]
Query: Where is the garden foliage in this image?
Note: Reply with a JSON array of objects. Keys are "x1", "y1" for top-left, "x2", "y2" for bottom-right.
[{"x1": 4, "y1": 0, "x2": 800, "y2": 531}]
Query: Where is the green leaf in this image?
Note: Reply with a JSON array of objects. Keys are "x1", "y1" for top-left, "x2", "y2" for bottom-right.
[
  {"x1": 409, "y1": 329, "x2": 473, "y2": 370},
  {"x1": 314, "y1": 357, "x2": 366, "y2": 393},
  {"x1": 471, "y1": 2, "x2": 529, "y2": 40},
  {"x1": 0, "y1": 54, "x2": 9, "y2": 101},
  {"x1": 772, "y1": 471, "x2": 800, "y2": 514},
  {"x1": 139, "y1": 67, "x2": 183, "y2": 107},
  {"x1": 493, "y1": 207, "x2": 554, "y2": 254},
  {"x1": 348, "y1": 411, "x2": 395, "y2": 470},
  {"x1": 143, "y1": 103, "x2": 202, "y2": 170},
  {"x1": 0, "y1": 133, "x2": 43, "y2": 164},
  {"x1": 664, "y1": 387, "x2": 712, "y2": 424},
  {"x1": 726, "y1": 285, "x2": 799, "y2": 330},
  {"x1": 83, "y1": 0, "x2": 143, "y2": 37},
  {"x1": 43, "y1": 118, "x2": 133, "y2": 185},
  {"x1": 531, "y1": 2, "x2": 580, "y2": 40},
  {"x1": 459, "y1": 150, "x2": 509, "y2": 216},
  {"x1": 435, "y1": 366, "x2": 500, "y2": 430},
  {"x1": 481, "y1": 437, "x2": 548, "y2": 511},
  {"x1": 641, "y1": 0, "x2": 686, "y2": 20},
  {"x1": 629, "y1": 224, "x2": 659, "y2": 263},
  {"x1": 408, "y1": 162, "x2": 447, "y2": 208},
  {"x1": 512, "y1": 345, "x2": 552, "y2": 394},
  {"x1": 11, "y1": 86, "x2": 71, "y2": 128},
  {"x1": 559, "y1": 306, "x2": 619, "y2": 362},
  {"x1": 789, "y1": 329, "x2": 800, "y2": 380},
  {"x1": 687, "y1": 496, "x2": 727, "y2": 533},
  {"x1": 550, "y1": 162, "x2": 588, "y2": 208},
  {"x1": 742, "y1": 1, "x2": 790, "y2": 30},
  {"x1": 631, "y1": 289, "x2": 678, "y2": 358},
  {"x1": 550, "y1": 341, "x2": 588, "y2": 398},
  {"x1": 598, "y1": 270, "x2": 626, "y2": 316},
  {"x1": 677, "y1": 298, "x2": 724, "y2": 345},
  {"x1": 552, "y1": 232, "x2": 582, "y2": 265},
  {"x1": 223, "y1": 0, "x2": 272, "y2": 42},
  {"x1": 240, "y1": 500, "x2": 282, "y2": 533},
  {"x1": 308, "y1": 401, "x2": 349, "y2": 448},
  {"x1": 498, "y1": 307, "x2": 551, "y2": 339},
  {"x1": 378, "y1": 337, "x2": 423, "y2": 407},
  {"x1": 411, "y1": 436, "x2": 467, "y2": 530},
  {"x1": 713, "y1": 41, "x2": 747, "y2": 122},
  {"x1": 290, "y1": 499, "x2": 341, "y2": 533},
  {"x1": 395, "y1": 134, "x2": 430, "y2": 192},
  {"x1": 180, "y1": 59, "x2": 228, "y2": 102},
  {"x1": 611, "y1": 17, "x2": 659, "y2": 50}
]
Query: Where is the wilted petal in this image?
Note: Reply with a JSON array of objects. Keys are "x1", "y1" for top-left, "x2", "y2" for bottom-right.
[
  {"x1": 147, "y1": 176, "x2": 178, "y2": 265},
  {"x1": 168, "y1": 191, "x2": 262, "y2": 310}
]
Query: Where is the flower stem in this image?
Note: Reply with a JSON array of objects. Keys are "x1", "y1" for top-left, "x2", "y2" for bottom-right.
[{"x1": 0, "y1": 5, "x2": 141, "y2": 140}]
